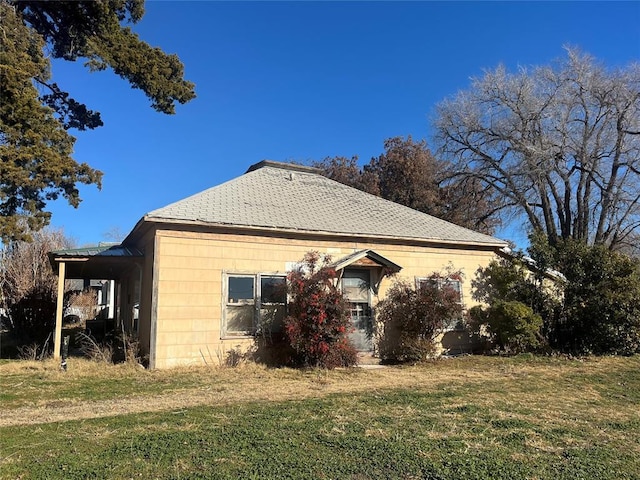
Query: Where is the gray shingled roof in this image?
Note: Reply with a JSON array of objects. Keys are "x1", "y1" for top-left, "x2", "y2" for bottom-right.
[{"x1": 145, "y1": 161, "x2": 506, "y2": 247}]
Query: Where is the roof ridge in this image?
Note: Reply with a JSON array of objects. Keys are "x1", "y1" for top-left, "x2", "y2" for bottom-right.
[{"x1": 246, "y1": 160, "x2": 321, "y2": 175}]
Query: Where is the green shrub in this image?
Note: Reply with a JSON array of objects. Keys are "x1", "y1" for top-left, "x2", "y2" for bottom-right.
[
  {"x1": 472, "y1": 254, "x2": 561, "y2": 336},
  {"x1": 472, "y1": 257, "x2": 536, "y2": 305},
  {"x1": 377, "y1": 276, "x2": 463, "y2": 363},
  {"x1": 473, "y1": 233, "x2": 640, "y2": 356},
  {"x1": 541, "y1": 241, "x2": 640, "y2": 355},
  {"x1": 482, "y1": 301, "x2": 543, "y2": 353}
]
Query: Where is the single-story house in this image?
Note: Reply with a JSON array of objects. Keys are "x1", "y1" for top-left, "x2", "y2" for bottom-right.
[{"x1": 49, "y1": 161, "x2": 508, "y2": 368}]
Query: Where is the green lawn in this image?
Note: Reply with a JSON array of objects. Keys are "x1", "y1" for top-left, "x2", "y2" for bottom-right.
[{"x1": 1, "y1": 355, "x2": 639, "y2": 479}]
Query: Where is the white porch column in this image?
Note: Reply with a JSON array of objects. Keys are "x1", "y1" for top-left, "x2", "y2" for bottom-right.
[
  {"x1": 53, "y1": 261, "x2": 66, "y2": 360},
  {"x1": 108, "y1": 279, "x2": 115, "y2": 319}
]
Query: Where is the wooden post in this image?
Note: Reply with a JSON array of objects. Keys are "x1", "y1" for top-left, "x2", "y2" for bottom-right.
[{"x1": 53, "y1": 261, "x2": 66, "y2": 360}]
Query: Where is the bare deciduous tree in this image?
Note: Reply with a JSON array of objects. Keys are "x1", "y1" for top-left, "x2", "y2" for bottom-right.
[
  {"x1": 434, "y1": 47, "x2": 640, "y2": 249},
  {"x1": 0, "y1": 227, "x2": 74, "y2": 340}
]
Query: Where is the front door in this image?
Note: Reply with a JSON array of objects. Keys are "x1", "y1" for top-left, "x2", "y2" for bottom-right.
[{"x1": 342, "y1": 269, "x2": 372, "y2": 351}]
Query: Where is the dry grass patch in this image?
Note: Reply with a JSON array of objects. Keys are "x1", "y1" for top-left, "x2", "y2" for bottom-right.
[
  {"x1": 1, "y1": 355, "x2": 639, "y2": 429},
  {"x1": 1, "y1": 355, "x2": 639, "y2": 479}
]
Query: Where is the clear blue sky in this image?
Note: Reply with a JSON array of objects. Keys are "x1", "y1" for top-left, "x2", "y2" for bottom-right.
[{"x1": 46, "y1": 1, "x2": 640, "y2": 249}]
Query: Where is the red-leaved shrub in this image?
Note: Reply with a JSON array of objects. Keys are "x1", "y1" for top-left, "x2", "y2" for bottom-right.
[{"x1": 284, "y1": 252, "x2": 357, "y2": 368}]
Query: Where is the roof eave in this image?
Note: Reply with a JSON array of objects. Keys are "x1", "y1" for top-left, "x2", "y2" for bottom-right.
[
  {"x1": 122, "y1": 215, "x2": 153, "y2": 246},
  {"x1": 142, "y1": 216, "x2": 508, "y2": 249}
]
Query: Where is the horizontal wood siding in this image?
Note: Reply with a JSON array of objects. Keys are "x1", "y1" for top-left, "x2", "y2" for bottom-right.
[{"x1": 152, "y1": 228, "x2": 499, "y2": 368}]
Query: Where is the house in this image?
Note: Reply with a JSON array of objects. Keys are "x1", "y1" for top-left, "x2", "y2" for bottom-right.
[{"x1": 49, "y1": 161, "x2": 508, "y2": 368}]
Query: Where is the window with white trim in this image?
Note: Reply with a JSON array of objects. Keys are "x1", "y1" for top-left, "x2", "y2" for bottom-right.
[
  {"x1": 224, "y1": 274, "x2": 286, "y2": 337},
  {"x1": 415, "y1": 276, "x2": 464, "y2": 330}
]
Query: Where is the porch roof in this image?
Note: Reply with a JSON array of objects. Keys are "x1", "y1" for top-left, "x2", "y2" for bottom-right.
[
  {"x1": 48, "y1": 244, "x2": 143, "y2": 280},
  {"x1": 331, "y1": 249, "x2": 402, "y2": 273}
]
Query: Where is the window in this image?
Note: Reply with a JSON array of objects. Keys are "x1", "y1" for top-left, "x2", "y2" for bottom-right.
[
  {"x1": 415, "y1": 276, "x2": 464, "y2": 330},
  {"x1": 416, "y1": 277, "x2": 463, "y2": 303},
  {"x1": 342, "y1": 270, "x2": 370, "y2": 303},
  {"x1": 261, "y1": 276, "x2": 286, "y2": 304},
  {"x1": 226, "y1": 275, "x2": 255, "y2": 335},
  {"x1": 228, "y1": 276, "x2": 254, "y2": 303},
  {"x1": 259, "y1": 276, "x2": 287, "y2": 335},
  {"x1": 224, "y1": 274, "x2": 286, "y2": 337},
  {"x1": 441, "y1": 279, "x2": 463, "y2": 305}
]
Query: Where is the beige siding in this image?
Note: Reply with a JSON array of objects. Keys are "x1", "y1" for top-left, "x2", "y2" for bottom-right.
[
  {"x1": 149, "y1": 228, "x2": 499, "y2": 369},
  {"x1": 137, "y1": 232, "x2": 155, "y2": 362}
]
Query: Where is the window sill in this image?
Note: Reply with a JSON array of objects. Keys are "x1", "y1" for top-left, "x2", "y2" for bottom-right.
[{"x1": 221, "y1": 334, "x2": 254, "y2": 340}]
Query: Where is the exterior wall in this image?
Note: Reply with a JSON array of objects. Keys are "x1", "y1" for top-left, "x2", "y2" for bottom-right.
[
  {"x1": 135, "y1": 230, "x2": 156, "y2": 364},
  {"x1": 151, "y1": 227, "x2": 500, "y2": 369}
]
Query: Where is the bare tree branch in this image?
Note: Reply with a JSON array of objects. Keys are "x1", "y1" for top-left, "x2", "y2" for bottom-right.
[{"x1": 433, "y1": 48, "x2": 640, "y2": 248}]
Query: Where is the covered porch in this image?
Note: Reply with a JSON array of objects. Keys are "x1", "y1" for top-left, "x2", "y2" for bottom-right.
[
  {"x1": 48, "y1": 244, "x2": 144, "y2": 361},
  {"x1": 331, "y1": 249, "x2": 402, "y2": 352}
]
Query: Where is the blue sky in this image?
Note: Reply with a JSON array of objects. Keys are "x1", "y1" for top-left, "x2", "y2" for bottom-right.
[{"x1": 46, "y1": 1, "x2": 640, "y2": 248}]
